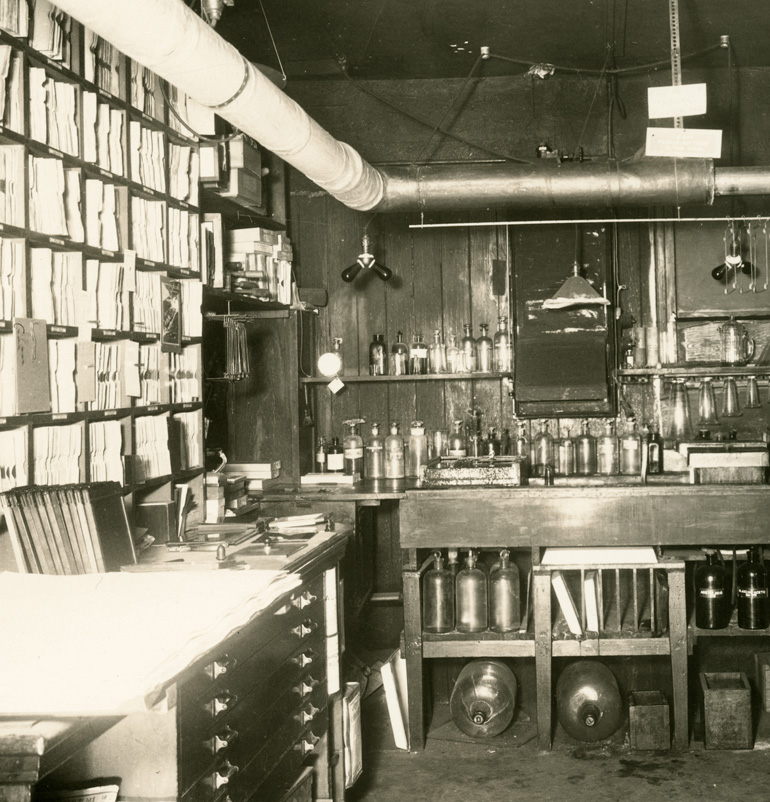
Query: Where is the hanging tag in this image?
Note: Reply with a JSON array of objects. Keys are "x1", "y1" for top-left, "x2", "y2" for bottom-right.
[{"x1": 327, "y1": 376, "x2": 345, "y2": 394}]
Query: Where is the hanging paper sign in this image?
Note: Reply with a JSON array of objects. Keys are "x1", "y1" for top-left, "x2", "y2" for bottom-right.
[
  {"x1": 645, "y1": 127, "x2": 722, "y2": 159},
  {"x1": 648, "y1": 83, "x2": 707, "y2": 119}
]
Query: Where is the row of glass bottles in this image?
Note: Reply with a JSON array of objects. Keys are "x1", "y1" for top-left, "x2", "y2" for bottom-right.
[
  {"x1": 368, "y1": 317, "x2": 512, "y2": 376},
  {"x1": 423, "y1": 549, "x2": 522, "y2": 634}
]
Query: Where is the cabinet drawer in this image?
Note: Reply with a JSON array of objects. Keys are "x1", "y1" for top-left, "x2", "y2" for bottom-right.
[
  {"x1": 180, "y1": 627, "x2": 325, "y2": 746},
  {"x1": 182, "y1": 707, "x2": 328, "y2": 802},
  {"x1": 180, "y1": 576, "x2": 324, "y2": 705}
]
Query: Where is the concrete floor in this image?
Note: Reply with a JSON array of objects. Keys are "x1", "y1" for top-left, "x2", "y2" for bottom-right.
[{"x1": 348, "y1": 691, "x2": 770, "y2": 802}]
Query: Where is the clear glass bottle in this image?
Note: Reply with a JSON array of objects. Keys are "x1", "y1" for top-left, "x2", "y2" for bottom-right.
[
  {"x1": 409, "y1": 332, "x2": 429, "y2": 375},
  {"x1": 556, "y1": 660, "x2": 623, "y2": 742},
  {"x1": 448, "y1": 419, "x2": 467, "y2": 457},
  {"x1": 390, "y1": 331, "x2": 408, "y2": 376},
  {"x1": 533, "y1": 420, "x2": 554, "y2": 477},
  {"x1": 406, "y1": 421, "x2": 429, "y2": 478},
  {"x1": 384, "y1": 422, "x2": 405, "y2": 479},
  {"x1": 315, "y1": 436, "x2": 327, "y2": 473},
  {"x1": 368, "y1": 333, "x2": 387, "y2": 376},
  {"x1": 647, "y1": 422, "x2": 663, "y2": 474},
  {"x1": 455, "y1": 550, "x2": 488, "y2": 633},
  {"x1": 450, "y1": 659, "x2": 517, "y2": 738},
  {"x1": 558, "y1": 429, "x2": 574, "y2": 476},
  {"x1": 326, "y1": 436, "x2": 344, "y2": 473},
  {"x1": 476, "y1": 323, "x2": 493, "y2": 373},
  {"x1": 423, "y1": 551, "x2": 454, "y2": 634},
  {"x1": 597, "y1": 420, "x2": 618, "y2": 475},
  {"x1": 489, "y1": 549, "x2": 520, "y2": 632},
  {"x1": 446, "y1": 332, "x2": 460, "y2": 374},
  {"x1": 332, "y1": 337, "x2": 344, "y2": 376},
  {"x1": 342, "y1": 418, "x2": 365, "y2": 477},
  {"x1": 365, "y1": 423, "x2": 385, "y2": 479},
  {"x1": 429, "y1": 329, "x2": 447, "y2": 374},
  {"x1": 493, "y1": 316, "x2": 512, "y2": 373},
  {"x1": 460, "y1": 323, "x2": 477, "y2": 373},
  {"x1": 514, "y1": 422, "x2": 529, "y2": 475},
  {"x1": 619, "y1": 420, "x2": 642, "y2": 475},
  {"x1": 574, "y1": 419, "x2": 597, "y2": 475}
]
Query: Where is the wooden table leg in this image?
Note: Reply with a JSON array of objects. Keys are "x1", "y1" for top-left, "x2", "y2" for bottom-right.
[
  {"x1": 667, "y1": 565, "x2": 689, "y2": 750},
  {"x1": 402, "y1": 549, "x2": 425, "y2": 751},
  {"x1": 533, "y1": 568, "x2": 553, "y2": 750}
]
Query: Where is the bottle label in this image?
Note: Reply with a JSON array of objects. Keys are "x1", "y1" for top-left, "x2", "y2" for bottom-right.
[
  {"x1": 327, "y1": 452, "x2": 344, "y2": 471},
  {"x1": 739, "y1": 587, "x2": 768, "y2": 598},
  {"x1": 448, "y1": 449, "x2": 466, "y2": 457},
  {"x1": 410, "y1": 346, "x2": 428, "y2": 357},
  {"x1": 345, "y1": 447, "x2": 364, "y2": 459},
  {"x1": 699, "y1": 588, "x2": 724, "y2": 598}
]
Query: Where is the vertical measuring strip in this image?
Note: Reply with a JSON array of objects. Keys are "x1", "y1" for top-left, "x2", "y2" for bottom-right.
[{"x1": 669, "y1": 0, "x2": 683, "y2": 129}]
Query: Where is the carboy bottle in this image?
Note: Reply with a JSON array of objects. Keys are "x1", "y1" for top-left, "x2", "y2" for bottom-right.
[
  {"x1": 476, "y1": 323, "x2": 493, "y2": 373},
  {"x1": 619, "y1": 420, "x2": 642, "y2": 475},
  {"x1": 737, "y1": 545, "x2": 770, "y2": 629},
  {"x1": 556, "y1": 660, "x2": 624, "y2": 742},
  {"x1": 574, "y1": 419, "x2": 597, "y2": 475},
  {"x1": 597, "y1": 420, "x2": 618, "y2": 475},
  {"x1": 456, "y1": 549, "x2": 488, "y2": 633},
  {"x1": 384, "y1": 422, "x2": 405, "y2": 479},
  {"x1": 409, "y1": 332, "x2": 428, "y2": 375},
  {"x1": 365, "y1": 423, "x2": 385, "y2": 479},
  {"x1": 423, "y1": 551, "x2": 454, "y2": 633},
  {"x1": 450, "y1": 659, "x2": 517, "y2": 739},
  {"x1": 342, "y1": 418, "x2": 365, "y2": 477},
  {"x1": 390, "y1": 331, "x2": 408, "y2": 376},
  {"x1": 368, "y1": 333, "x2": 387, "y2": 376},
  {"x1": 406, "y1": 421, "x2": 429, "y2": 478},
  {"x1": 489, "y1": 549, "x2": 520, "y2": 632},
  {"x1": 446, "y1": 332, "x2": 460, "y2": 374},
  {"x1": 533, "y1": 420, "x2": 554, "y2": 477},
  {"x1": 460, "y1": 323, "x2": 477, "y2": 373},
  {"x1": 493, "y1": 316, "x2": 512, "y2": 373},
  {"x1": 695, "y1": 549, "x2": 731, "y2": 629},
  {"x1": 448, "y1": 420, "x2": 467, "y2": 457},
  {"x1": 429, "y1": 329, "x2": 447, "y2": 374},
  {"x1": 326, "y1": 436, "x2": 344, "y2": 473}
]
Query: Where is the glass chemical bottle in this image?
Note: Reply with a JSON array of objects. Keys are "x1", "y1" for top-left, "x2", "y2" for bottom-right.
[
  {"x1": 390, "y1": 331, "x2": 408, "y2": 376},
  {"x1": 409, "y1": 332, "x2": 429, "y2": 375},
  {"x1": 456, "y1": 550, "x2": 488, "y2": 633},
  {"x1": 331, "y1": 337, "x2": 344, "y2": 376},
  {"x1": 695, "y1": 549, "x2": 731, "y2": 629},
  {"x1": 365, "y1": 423, "x2": 385, "y2": 479},
  {"x1": 647, "y1": 422, "x2": 663, "y2": 474},
  {"x1": 369, "y1": 334, "x2": 387, "y2": 376},
  {"x1": 460, "y1": 323, "x2": 477, "y2": 373},
  {"x1": 429, "y1": 329, "x2": 447, "y2": 374},
  {"x1": 446, "y1": 332, "x2": 460, "y2": 374},
  {"x1": 315, "y1": 436, "x2": 327, "y2": 473},
  {"x1": 489, "y1": 549, "x2": 520, "y2": 632},
  {"x1": 326, "y1": 437, "x2": 344, "y2": 473},
  {"x1": 406, "y1": 421, "x2": 429, "y2": 478},
  {"x1": 423, "y1": 551, "x2": 454, "y2": 633},
  {"x1": 619, "y1": 420, "x2": 642, "y2": 475},
  {"x1": 476, "y1": 323, "x2": 493, "y2": 373},
  {"x1": 384, "y1": 422, "x2": 405, "y2": 479},
  {"x1": 493, "y1": 316, "x2": 512, "y2": 373},
  {"x1": 533, "y1": 420, "x2": 554, "y2": 477},
  {"x1": 575, "y1": 419, "x2": 597, "y2": 475},
  {"x1": 737, "y1": 546, "x2": 770, "y2": 629},
  {"x1": 514, "y1": 422, "x2": 529, "y2": 475},
  {"x1": 597, "y1": 420, "x2": 618, "y2": 475},
  {"x1": 342, "y1": 418, "x2": 365, "y2": 477},
  {"x1": 448, "y1": 420, "x2": 467, "y2": 457},
  {"x1": 558, "y1": 429, "x2": 574, "y2": 476}
]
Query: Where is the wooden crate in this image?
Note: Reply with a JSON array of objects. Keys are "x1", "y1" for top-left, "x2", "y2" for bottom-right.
[
  {"x1": 628, "y1": 690, "x2": 670, "y2": 751},
  {"x1": 700, "y1": 672, "x2": 753, "y2": 750}
]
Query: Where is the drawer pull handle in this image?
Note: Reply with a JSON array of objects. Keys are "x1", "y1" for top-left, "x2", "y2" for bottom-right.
[
  {"x1": 290, "y1": 649, "x2": 317, "y2": 668},
  {"x1": 209, "y1": 725, "x2": 239, "y2": 753},
  {"x1": 290, "y1": 620, "x2": 318, "y2": 639},
  {"x1": 294, "y1": 703, "x2": 319, "y2": 725},
  {"x1": 213, "y1": 760, "x2": 239, "y2": 789},
  {"x1": 210, "y1": 655, "x2": 237, "y2": 679},
  {"x1": 293, "y1": 676, "x2": 320, "y2": 699},
  {"x1": 209, "y1": 691, "x2": 237, "y2": 717},
  {"x1": 291, "y1": 591, "x2": 318, "y2": 609},
  {"x1": 293, "y1": 733, "x2": 320, "y2": 756}
]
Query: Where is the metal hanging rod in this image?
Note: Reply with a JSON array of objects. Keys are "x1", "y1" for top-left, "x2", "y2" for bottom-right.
[{"x1": 409, "y1": 216, "x2": 770, "y2": 230}]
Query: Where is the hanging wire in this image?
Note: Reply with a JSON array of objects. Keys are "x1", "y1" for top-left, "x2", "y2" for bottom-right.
[{"x1": 258, "y1": 0, "x2": 286, "y2": 82}]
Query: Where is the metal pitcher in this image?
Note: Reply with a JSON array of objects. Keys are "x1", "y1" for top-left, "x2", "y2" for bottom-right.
[{"x1": 720, "y1": 317, "x2": 754, "y2": 365}]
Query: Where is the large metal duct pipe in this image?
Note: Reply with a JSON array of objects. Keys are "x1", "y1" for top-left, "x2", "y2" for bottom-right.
[{"x1": 55, "y1": 0, "x2": 770, "y2": 213}]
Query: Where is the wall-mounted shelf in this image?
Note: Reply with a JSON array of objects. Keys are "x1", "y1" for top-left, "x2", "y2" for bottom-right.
[
  {"x1": 300, "y1": 372, "x2": 513, "y2": 385},
  {"x1": 617, "y1": 365, "x2": 770, "y2": 383}
]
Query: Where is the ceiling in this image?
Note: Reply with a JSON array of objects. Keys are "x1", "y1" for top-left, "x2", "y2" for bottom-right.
[{"x1": 214, "y1": 0, "x2": 769, "y2": 82}]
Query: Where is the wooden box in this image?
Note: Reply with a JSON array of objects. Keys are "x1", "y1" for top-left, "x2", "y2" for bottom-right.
[
  {"x1": 754, "y1": 652, "x2": 770, "y2": 713},
  {"x1": 628, "y1": 690, "x2": 670, "y2": 751},
  {"x1": 700, "y1": 672, "x2": 753, "y2": 750}
]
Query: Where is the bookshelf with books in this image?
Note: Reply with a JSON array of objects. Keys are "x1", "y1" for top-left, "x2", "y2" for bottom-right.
[{"x1": 0, "y1": 0, "x2": 205, "y2": 563}]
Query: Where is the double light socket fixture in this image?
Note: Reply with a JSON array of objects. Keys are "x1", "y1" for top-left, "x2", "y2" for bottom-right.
[{"x1": 341, "y1": 235, "x2": 392, "y2": 283}]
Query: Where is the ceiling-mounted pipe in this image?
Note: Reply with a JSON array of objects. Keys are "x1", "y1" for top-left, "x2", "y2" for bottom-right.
[{"x1": 54, "y1": 0, "x2": 770, "y2": 215}]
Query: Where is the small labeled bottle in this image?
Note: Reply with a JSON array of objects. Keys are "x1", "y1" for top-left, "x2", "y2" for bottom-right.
[
  {"x1": 446, "y1": 332, "x2": 461, "y2": 374},
  {"x1": 456, "y1": 550, "x2": 488, "y2": 633},
  {"x1": 575, "y1": 419, "x2": 597, "y2": 475},
  {"x1": 342, "y1": 418, "x2": 365, "y2": 477},
  {"x1": 448, "y1": 420, "x2": 467, "y2": 457},
  {"x1": 619, "y1": 420, "x2": 642, "y2": 476},
  {"x1": 460, "y1": 323, "x2": 477, "y2": 373},
  {"x1": 647, "y1": 422, "x2": 663, "y2": 474},
  {"x1": 406, "y1": 421, "x2": 429, "y2": 479},
  {"x1": 476, "y1": 323, "x2": 493, "y2": 373},
  {"x1": 597, "y1": 420, "x2": 618, "y2": 476},
  {"x1": 409, "y1": 332, "x2": 429, "y2": 375},
  {"x1": 384, "y1": 422, "x2": 405, "y2": 479},
  {"x1": 369, "y1": 334, "x2": 387, "y2": 376},
  {"x1": 558, "y1": 429, "x2": 574, "y2": 476},
  {"x1": 429, "y1": 329, "x2": 447, "y2": 374},
  {"x1": 326, "y1": 436, "x2": 344, "y2": 473},
  {"x1": 423, "y1": 551, "x2": 454, "y2": 633},
  {"x1": 533, "y1": 420, "x2": 554, "y2": 477},
  {"x1": 315, "y1": 436, "x2": 327, "y2": 473},
  {"x1": 390, "y1": 331, "x2": 408, "y2": 376},
  {"x1": 695, "y1": 549, "x2": 731, "y2": 629},
  {"x1": 493, "y1": 316, "x2": 512, "y2": 373},
  {"x1": 489, "y1": 549, "x2": 520, "y2": 632},
  {"x1": 365, "y1": 423, "x2": 386, "y2": 479}
]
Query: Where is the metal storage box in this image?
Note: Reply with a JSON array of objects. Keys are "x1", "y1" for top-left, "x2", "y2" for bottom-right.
[
  {"x1": 700, "y1": 671, "x2": 753, "y2": 750},
  {"x1": 628, "y1": 690, "x2": 670, "y2": 751}
]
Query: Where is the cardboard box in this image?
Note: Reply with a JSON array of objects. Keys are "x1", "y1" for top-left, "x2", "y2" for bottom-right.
[
  {"x1": 628, "y1": 690, "x2": 670, "y2": 751},
  {"x1": 700, "y1": 671, "x2": 753, "y2": 749}
]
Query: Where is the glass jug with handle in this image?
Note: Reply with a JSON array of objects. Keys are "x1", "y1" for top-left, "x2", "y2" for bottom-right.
[{"x1": 720, "y1": 317, "x2": 754, "y2": 365}]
